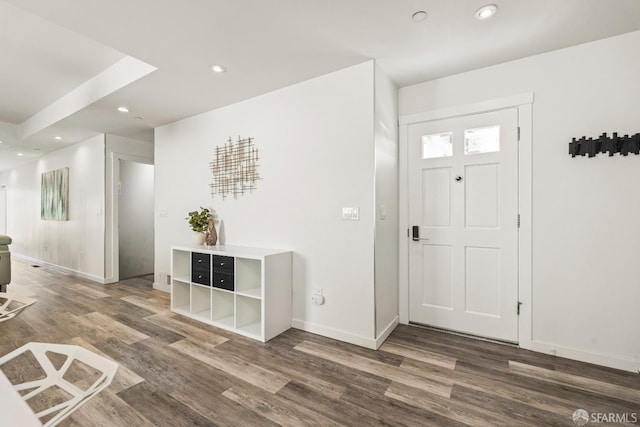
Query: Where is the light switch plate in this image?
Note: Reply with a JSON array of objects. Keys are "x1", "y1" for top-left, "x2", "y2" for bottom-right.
[{"x1": 342, "y1": 207, "x2": 359, "y2": 220}]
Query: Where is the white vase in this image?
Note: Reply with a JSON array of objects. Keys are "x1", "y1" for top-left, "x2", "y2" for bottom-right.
[{"x1": 193, "y1": 231, "x2": 206, "y2": 245}]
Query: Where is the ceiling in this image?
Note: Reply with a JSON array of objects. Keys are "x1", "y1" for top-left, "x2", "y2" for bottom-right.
[{"x1": 2, "y1": 0, "x2": 640, "y2": 171}]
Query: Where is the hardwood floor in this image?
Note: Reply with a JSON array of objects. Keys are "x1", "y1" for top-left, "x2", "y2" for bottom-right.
[{"x1": 1, "y1": 258, "x2": 638, "y2": 426}]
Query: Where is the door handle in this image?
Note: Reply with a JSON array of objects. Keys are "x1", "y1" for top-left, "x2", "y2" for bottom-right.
[{"x1": 412, "y1": 226, "x2": 429, "y2": 241}]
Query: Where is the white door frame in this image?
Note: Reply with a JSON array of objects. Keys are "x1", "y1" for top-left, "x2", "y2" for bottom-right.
[
  {"x1": 106, "y1": 152, "x2": 153, "y2": 284},
  {"x1": 399, "y1": 93, "x2": 534, "y2": 349}
]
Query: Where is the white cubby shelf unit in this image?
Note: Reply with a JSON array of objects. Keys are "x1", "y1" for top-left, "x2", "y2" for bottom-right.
[{"x1": 171, "y1": 244, "x2": 292, "y2": 342}]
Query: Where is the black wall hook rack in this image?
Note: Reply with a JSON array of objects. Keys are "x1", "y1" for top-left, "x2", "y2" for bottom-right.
[{"x1": 569, "y1": 132, "x2": 640, "y2": 158}]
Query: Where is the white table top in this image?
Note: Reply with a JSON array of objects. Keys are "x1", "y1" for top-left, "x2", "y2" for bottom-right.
[
  {"x1": 0, "y1": 370, "x2": 42, "y2": 426},
  {"x1": 172, "y1": 243, "x2": 291, "y2": 259}
]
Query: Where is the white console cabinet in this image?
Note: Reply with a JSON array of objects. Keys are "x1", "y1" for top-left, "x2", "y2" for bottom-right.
[{"x1": 171, "y1": 244, "x2": 292, "y2": 342}]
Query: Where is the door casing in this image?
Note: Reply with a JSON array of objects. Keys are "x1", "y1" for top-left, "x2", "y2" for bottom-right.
[
  {"x1": 398, "y1": 93, "x2": 534, "y2": 350},
  {"x1": 108, "y1": 152, "x2": 154, "y2": 284}
]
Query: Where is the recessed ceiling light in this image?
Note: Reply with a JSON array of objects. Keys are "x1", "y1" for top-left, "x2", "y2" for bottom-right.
[
  {"x1": 117, "y1": 106, "x2": 129, "y2": 113},
  {"x1": 17, "y1": 152, "x2": 24, "y2": 156},
  {"x1": 411, "y1": 11, "x2": 428, "y2": 22},
  {"x1": 0, "y1": 140, "x2": 3, "y2": 144},
  {"x1": 54, "y1": 136, "x2": 62, "y2": 140},
  {"x1": 475, "y1": 4, "x2": 498, "y2": 20},
  {"x1": 211, "y1": 64, "x2": 227, "y2": 73},
  {"x1": 133, "y1": 116, "x2": 143, "y2": 121}
]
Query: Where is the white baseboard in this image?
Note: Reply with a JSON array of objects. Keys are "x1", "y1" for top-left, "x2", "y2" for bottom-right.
[
  {"x1": 399, "y1": 317, "x2": 638, "y2": 373},
  {"x1": 375, "y1": 316, "x2": 399, "y2": 349},
  {"x1": 291, "y1": 318, "x2": 377, "y2": 349},
  {"x1": 153, "y1": 282, "x2": 170, "y2": 293},
  {"x1": 531, "y1": 340, "x2": 639, "y2": 373},
  {"x1": 14, "y1": 253, "x2": 107, "y2": 284}
]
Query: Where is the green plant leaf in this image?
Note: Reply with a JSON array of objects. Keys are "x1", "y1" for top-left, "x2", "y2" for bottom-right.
[{"x1": 186, "y1": 207, "x2": 213, "y2": 232}]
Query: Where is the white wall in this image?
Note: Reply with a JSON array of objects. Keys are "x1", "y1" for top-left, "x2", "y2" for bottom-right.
[
  {"x1": 118, "y1": 160, "x2": 154, "y2": 279},
  {"x1": 0, "y1": 135, "x2": 105, "y2": 281},
  {"x1": 156, "y1": 61, "x2": 378, "y2": 346},
  {"x1": 104, "y1": 134, "x2": 154, "y2": 283},
  {"x1": 374, "y1": 64, "x2": 399, "y2": 342},
  {"x1": 399, "y1": 31, "x2": 640, "y2": 371},
  {"x1": 0, "y1": 186, "x2": 6, "y2": 234}
]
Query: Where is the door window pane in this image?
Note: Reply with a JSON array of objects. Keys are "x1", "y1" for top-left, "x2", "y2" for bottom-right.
[
  {"x1": 422, "y1": 132, "x2": 453, "y2": 159},
  {"x1": 464, "y1": 125, "x2": 500, "y2": 155}
]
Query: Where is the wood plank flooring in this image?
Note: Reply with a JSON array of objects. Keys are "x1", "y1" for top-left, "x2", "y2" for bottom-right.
[{"x1": 1, "y1": 259, "x2": 638, "y2": 426}]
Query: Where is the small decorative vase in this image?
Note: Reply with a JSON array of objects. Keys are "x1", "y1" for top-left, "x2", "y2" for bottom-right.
[
  {"x1": 194, "y1": 231, "x2": 206, "y2": 245},
  {"x1": 205, "y1": 219, "x2": 217, "y2": 246}
]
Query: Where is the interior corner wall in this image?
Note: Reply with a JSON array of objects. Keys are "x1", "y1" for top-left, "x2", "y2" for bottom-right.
[
  {"x1": 1, "y1": 134, "x2": 106, "y2": 281},
  {"x1": 398, "y1": 30, "x2": 640, "y2": 371},
  {"x1": 155, "y1": 61, "x2": 377, "y2": 346},
  {"x1": 374, "y1": 64, "x2": 399, "y2": 342},
  {"x1": 104, "y1": 135, "x2": 154, "y2": 283}
]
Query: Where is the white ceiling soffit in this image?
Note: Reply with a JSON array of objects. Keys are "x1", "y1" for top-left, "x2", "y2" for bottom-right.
[
  {"x1": 0, "y1": 1, "x2": 126, "y2": 123},
  {"x1": 20, "y1": 56, "x2": 156, "y2": 141}
]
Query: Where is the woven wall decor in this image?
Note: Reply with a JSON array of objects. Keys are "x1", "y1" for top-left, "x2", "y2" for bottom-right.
[{"x1": 209, "y1": 136, "x2": 260, "y2": 199}]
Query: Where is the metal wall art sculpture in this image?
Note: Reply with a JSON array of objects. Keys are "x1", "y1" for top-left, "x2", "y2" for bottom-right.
[{"x1": 210, "y1": 136, "x2": 260, "y2": 199}]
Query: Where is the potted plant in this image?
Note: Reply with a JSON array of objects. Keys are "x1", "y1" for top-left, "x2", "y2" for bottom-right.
[{"x1": 186, "y1": 207, "x2": 212, "y2": 244}]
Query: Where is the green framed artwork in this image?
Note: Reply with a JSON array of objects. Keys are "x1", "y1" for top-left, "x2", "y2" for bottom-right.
[{"x1": 41, "y1": 167, "x2": 69, "y2": 220}]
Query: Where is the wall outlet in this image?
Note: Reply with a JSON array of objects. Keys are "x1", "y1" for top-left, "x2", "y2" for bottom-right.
[{"x1": 311, "y1": 288, "x2": 324, "y2": 305}]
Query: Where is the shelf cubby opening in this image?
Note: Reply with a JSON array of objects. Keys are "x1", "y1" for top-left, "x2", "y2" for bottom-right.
[
  {"x1": 191, "y1": 284, "x2": 212, "y2": 321},
  {"x1": 236, "y1": 295, "x2": 261, "y2": 337},
  {"x1": 235, "y1": 258, "x2": 261, "y2": 297},
  {"x1": 172, "y1": 280, "x2": 190, "y2": 312},
  {"x1": 172, "y1": 249, "x2": 191, "y2": 282},
  {"x1": 212, "y1": 289, "x2": 235, "y2": 327}
]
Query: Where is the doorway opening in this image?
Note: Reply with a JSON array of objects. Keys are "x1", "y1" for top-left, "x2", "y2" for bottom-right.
[{"x1": 117, "y1": 159, "x2": 154, "y2": 283}]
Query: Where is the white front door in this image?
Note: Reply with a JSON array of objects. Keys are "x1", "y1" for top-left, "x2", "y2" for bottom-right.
[{"x1": 408, "y1": 108, "x2": 519, "y2": 342}]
